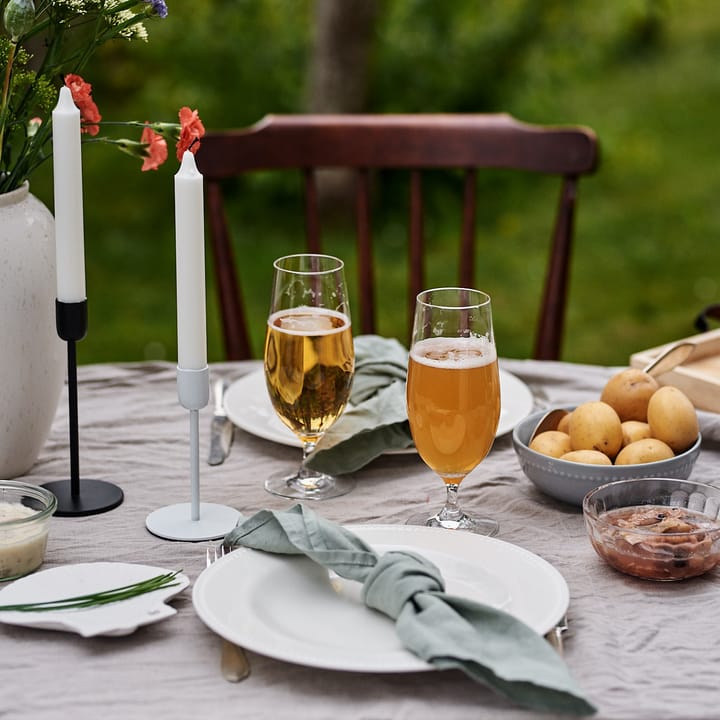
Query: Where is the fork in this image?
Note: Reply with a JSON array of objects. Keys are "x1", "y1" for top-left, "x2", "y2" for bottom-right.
[
  {"x1": 545, "y1": 614, "x2": 569, "y2": 656},
  {"x1": 205, "y1": 543, "x2": 251, "y2": 682}
]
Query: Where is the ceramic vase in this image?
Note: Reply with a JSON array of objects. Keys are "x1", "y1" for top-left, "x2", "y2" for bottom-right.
[{"x1": 0, "y1": 182, "x2": 65, "y2": 479}]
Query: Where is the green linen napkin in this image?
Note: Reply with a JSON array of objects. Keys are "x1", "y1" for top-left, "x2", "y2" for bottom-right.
[
  {"x1": 224, "y1": 505, "x2": 596, "y2": 716},
  {"x1": 305, "y1": 335, "x2": 414, "y2": 474}
]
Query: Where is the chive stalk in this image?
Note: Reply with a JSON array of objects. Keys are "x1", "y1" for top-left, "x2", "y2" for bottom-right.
[{"x1": 0, "y1": 570, "x2": 183, "y2": 612}]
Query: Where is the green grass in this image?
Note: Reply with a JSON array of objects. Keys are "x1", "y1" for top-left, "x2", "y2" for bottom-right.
[{"x1": 27, "y1": 0, "x2": 720, "y2": 367}]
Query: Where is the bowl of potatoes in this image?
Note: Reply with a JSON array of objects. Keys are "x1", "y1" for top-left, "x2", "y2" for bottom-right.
[{"x1": 512, "y1": 368, "x2": 702, "y2": 506}]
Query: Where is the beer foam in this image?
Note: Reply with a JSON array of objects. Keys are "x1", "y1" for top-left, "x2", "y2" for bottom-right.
[
  {"x1": 411, "y1": 335, "x2": 496, "y2": 368},
  {"x1": 268, "y1": 307, "x2": 350, "y2": 335}
]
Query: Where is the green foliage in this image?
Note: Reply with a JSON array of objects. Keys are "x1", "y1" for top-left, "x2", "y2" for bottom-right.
[
  {"x1": 372, "y1": 0, "x2": 562, "y2": 112},
  {"x1": 32, "y1": 0, "x2": 720, "y2": 366}
]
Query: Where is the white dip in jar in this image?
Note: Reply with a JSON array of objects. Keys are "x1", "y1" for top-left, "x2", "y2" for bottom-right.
[{"x1": 0, "y1": 501, "x2": 50, "y2": 580}]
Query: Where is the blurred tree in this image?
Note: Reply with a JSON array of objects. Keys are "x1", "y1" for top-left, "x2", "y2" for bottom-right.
[
  {"x1": 306, "y1": 0, "x2": 379, "y2": 113},
  {"x1": 306, "y1": 0, "x2": 379, "y2": 209}
]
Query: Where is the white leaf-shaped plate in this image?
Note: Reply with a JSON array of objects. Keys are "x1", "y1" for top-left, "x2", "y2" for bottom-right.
[{"x1": 0, "y1": 562, "x2": 189, "y2": 637}]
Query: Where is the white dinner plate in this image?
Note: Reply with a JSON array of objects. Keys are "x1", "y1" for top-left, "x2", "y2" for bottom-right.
[
  {"x1": 192, "y1": 525, "x2": 568, "y2": 673},
  {"x1": 0, "y1": 563, "x2": 189, "y2": 637},
  {"x1": 224, "y1": 367, "x2": 534, "y2": 449}
]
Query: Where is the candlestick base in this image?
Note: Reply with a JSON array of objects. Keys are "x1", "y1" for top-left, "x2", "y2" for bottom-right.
[
  {"x1": 145, "y1": 502, "x2": 240, "y2": 541},
  {"x1": 42, "y1": 478, "x2": 124, "y2": 517}
]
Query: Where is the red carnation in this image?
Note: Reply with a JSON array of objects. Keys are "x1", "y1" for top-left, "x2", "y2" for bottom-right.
[
  {"x1": 64, "y1": 74, "x2": 101, "y2": 136},
  {"x1": 176, "y1": 106, "x2": 205, "y2": 160}
]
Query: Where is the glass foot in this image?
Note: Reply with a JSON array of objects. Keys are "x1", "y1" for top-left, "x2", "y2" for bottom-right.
[
  {"x1": 406, "y1": 509, "x2": 499, "y2": 536},
  {"x1": 265, "y1": 468, "x2": 356, "y2": 500}
]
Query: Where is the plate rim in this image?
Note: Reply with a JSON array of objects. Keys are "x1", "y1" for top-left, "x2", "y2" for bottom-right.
[
  {"x1": 224, "y1": 367, "x2": 534, "y2": 449},
  {"x1": 192, "y1": 524, "x2": 569, "y2": 673}
]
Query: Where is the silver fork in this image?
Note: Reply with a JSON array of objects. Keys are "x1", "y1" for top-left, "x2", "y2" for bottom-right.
[
  {"x1": 205, "y1": 543, "x2": 251, "y2": 682},
  {"x1": 545, "y1": 614, "x2": 569, "y2": 656}
]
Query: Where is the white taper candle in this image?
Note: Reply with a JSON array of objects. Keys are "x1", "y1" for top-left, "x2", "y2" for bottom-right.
[
  {"x1": 52, "y1": 86, "x2": 86, "y2": 303},
  {"x1": 174, "y1": 150, "x2": 207, "y2": 370}
]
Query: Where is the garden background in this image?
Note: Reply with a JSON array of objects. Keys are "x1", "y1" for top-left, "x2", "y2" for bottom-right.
[{"x1": 29, "y1": 0, "x2": 720, "y2": 366}]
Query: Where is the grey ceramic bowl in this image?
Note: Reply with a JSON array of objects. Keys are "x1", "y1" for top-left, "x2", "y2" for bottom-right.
[{"x1": 512, "y1": 408, "x2": 702, "y2": 506}]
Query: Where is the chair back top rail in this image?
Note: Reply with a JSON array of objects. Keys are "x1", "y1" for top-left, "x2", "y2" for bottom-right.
[{"x1": 196, "y1": 114, "x2": 598, "y2": 177}]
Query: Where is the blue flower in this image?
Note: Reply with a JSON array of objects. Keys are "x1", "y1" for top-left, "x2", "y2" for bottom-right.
[{"x1": 143, "y1": 0, "x2": 168, "y2": 18}]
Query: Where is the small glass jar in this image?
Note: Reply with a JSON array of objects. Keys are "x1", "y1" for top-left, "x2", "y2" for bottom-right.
[{"x1": 0, "y1": 481, "x2": 56, "y2": 581}]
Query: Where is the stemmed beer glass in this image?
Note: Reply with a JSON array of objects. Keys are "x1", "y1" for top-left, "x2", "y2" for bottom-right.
[
  {"x1": 263, "y1": 254, "x2": 355, "y2": 500},
  {"x1": 406, "y1": 287, "x2": 501, "y2": 535}
]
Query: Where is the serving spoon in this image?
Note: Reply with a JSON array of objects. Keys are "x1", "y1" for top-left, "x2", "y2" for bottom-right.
[
  {"x1": 642, "y1": 341, "x2": 695, "y2": 377},
  {"x1": 529, "y1": 408, "x2": 569, "y2": 442}
]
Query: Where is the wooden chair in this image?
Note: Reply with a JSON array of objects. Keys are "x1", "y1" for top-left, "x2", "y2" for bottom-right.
[{"x1": 195, "y1": 114, "x2": 598, "y2": 361}]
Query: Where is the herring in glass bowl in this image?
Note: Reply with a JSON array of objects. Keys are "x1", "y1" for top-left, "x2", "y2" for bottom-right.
[{"x1": 583, "y1": 478, "x2": 720, "y2": 581}]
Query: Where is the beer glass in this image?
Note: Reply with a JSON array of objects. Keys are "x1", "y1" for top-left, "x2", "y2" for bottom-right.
[
  {"x1": 406, "y1": 287, "x2": 501, "y2": 534},
  {"x1": 263, "y1": 254, "x2": 355, "y2": 499}
]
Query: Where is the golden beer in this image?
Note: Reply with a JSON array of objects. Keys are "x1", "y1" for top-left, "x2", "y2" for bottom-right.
[
  {"x1": 264, "y1": 307, "x2": 354, "y2": 443},
  {"x1": 407, "y1": 336, "x2": 500, "y2": 483}
]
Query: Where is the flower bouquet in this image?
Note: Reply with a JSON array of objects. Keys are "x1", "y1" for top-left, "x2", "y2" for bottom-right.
[{"x1": 0, "y1": 0, "x2": 204, "y2": 194}]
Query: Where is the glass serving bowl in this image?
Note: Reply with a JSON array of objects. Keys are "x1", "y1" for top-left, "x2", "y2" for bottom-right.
[
  {"x1": 0, "y1": 481, "x2": 56, "y2": 581},
  {"x1": 583, "y1": 477, "x2": 720, "y2": 581}
]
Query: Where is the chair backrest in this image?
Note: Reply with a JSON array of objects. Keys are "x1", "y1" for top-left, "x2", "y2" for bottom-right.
[{"x1": 195, "y1": 113, "x2": 598, "y2": 360}]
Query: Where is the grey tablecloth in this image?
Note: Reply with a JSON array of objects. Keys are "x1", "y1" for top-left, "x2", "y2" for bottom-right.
[{"x1": 5, "y1": 358, "x2": 720, "y2": 720}]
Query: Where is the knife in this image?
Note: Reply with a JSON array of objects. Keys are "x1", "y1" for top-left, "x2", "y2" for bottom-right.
[{"x1": 208, "y1": 379, "x2": 233, "y2": 465}]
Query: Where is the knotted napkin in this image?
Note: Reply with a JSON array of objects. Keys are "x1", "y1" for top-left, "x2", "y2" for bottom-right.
[
  {"x1": 224, "y1": 504, "x2": 596, "y2": 716},
  {"x1": 305, "y1": 335, "x2": 414, "y2": 474}
]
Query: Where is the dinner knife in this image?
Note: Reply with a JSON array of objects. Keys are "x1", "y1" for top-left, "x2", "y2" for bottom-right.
[{"x1": 208, "y1": 379, "x2": 233, "y2": 465}]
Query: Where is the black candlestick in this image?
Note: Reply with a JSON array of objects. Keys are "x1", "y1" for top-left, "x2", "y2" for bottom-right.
[{"x1": 42, "y1": 299, "x2": 124, "y2": 516}]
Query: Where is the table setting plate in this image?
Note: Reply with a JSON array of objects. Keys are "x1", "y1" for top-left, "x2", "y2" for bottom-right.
[
  {"x1": 224, "y1": 367, "x2": 534, "y2": 449},
  {"x1": 0, "y1": 562, "x2": 189, "y2": 637},
  {"x1": 192, "y1": 525, "x2": 568, "y2": 673}
]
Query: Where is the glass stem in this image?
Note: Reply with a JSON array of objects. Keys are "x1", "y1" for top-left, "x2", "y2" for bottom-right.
[
  {"x1": 298, "y1": 440, "x2": 318, "y2": 479},
  {"x1": 439, "y1": 481, "x2": 463, "y2": 521}
]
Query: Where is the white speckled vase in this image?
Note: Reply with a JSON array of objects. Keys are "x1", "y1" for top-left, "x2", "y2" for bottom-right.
[{"x1": 0, "y1": 182, "x2": 65, "y2": 479}]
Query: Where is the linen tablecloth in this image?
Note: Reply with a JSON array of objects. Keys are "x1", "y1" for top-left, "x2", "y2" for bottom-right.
[{"x1": 4, "y1": 358, "x2": 720, "y2": 720}]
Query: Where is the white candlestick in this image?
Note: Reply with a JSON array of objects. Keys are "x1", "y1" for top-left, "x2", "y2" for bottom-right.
[
  {"x1": 174, "y1": 151, "x2": 207, "y2": 370},
  {"x1": 52, "y1": 86, "x2": 86, "y2": 303}
]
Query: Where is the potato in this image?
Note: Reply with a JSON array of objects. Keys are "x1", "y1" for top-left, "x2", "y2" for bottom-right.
[
  {"x1": 568, "y1": 401, "x2": 624, "y2": 459},
  {"x1": 600, "y1": 368, "x2": 659, "y2": 422},
  {"x1": 615, "y1": 438, "x2": 675, "y2": 465},
  {"x1": 647, "y1": 386, "x2": 699, "y2": 453},
  {"x1": 621, "y1": 420, "x2": 652, "y2": 447},
  {"x1": 529, "y1": 430, "x2": 572, "y2": 458},
  {"x1": 560, "y1": 449, "x2": 613, "y2": 465},
  {"x1": 557, "y1": 411, "x2": 572, "y2": 435}
]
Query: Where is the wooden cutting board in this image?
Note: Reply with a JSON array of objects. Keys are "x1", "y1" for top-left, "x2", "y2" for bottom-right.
[{"x1": 630, "y1": 329, "x2": 720, "y2": 413}]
